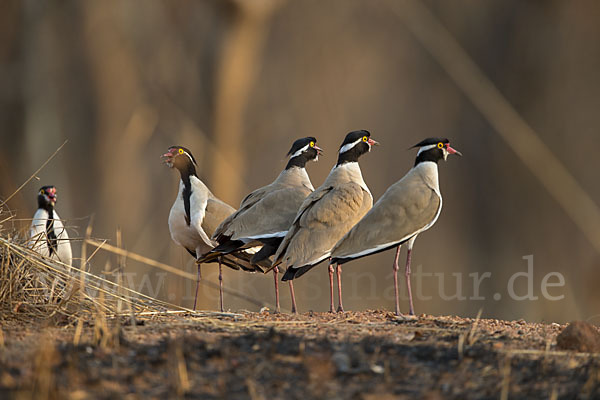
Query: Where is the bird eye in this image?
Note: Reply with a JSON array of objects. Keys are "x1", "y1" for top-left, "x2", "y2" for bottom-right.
[
  {"x1": 40, "y1": 190, "x2": 45, "y2": 195},
  {"x1": 310, "y1": 141, "x2": 315, "y2": 147},
  {"x1": 437, "y1": 142, "x2": 444, "y2": 149},
  {"x1": 362, "y1": 136, "x2": 368, "y2": 142},
  {"x1": 178, "y1": 148, "x2": 184, "y2": 155}
]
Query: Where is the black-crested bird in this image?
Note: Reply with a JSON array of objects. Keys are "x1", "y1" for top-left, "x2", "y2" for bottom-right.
[
  {"x1": 29, "y1": 185, "x2": 73, "y2": 267},
  {"x1": 271, "y1": 130, "x2": 378, "y2": 313},
  {"x1": 198, "y1": 137, "x2": 322, "y2": 312},
  {"x1": 163, "y1": 145, "x2": 265, "y2": 311},
  {"x1": 330, "y1": 138, "x2": 462, "y2": 315}
]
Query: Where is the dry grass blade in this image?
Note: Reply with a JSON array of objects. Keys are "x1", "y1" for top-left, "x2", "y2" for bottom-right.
[
  {"x1": 467, "y1": 308, "x2": 483, "y2": 345},
  {"x1": 85, "y1": 238, "x2": 274, "y2": 309},
  {"x1": 0, "y1": 211, "x2": 187, "y2": 323},
  {"x1": 0, "y1": 140, "x2": 68, "y2": 207}
]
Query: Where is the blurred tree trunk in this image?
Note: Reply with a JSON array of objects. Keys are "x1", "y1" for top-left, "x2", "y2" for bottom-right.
[{"x1": 210, "y1": 0, "x2": 282, "y2": 205}]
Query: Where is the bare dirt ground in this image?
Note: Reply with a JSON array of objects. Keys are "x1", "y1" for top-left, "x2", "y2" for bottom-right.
[{"x1": 1, "y1": 311, "x2": 599, "y2": 399}]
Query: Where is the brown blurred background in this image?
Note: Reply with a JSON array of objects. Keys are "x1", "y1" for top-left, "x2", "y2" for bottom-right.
[{"x1": 1, "y1": 0, "x2": 599, "y2": 323}]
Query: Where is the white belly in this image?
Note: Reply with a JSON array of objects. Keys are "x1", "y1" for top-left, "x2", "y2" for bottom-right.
[
  {"x1": 168, "y1": 196, "x2": 212, "y2": 257},
  {"x1": 29, "y1": 209, "x2": 73, "y2": 267}
]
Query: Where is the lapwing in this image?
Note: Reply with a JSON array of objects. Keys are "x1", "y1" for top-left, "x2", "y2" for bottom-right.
[
  {"x1": 330, "y1": 138, "x2": 462, "y2": 315},
  {"x1": 272, "y1": 130, "x2": 378, "y2": 313},
  {"x1": 163, "y1": 145, "x2": 266, "y2": 312},
  {"x1": 29, "y1": 185, "x2": 73, "y2": 267},
  {"x1": 198, "y1": 137, "x2": 322, "y2": 312}
]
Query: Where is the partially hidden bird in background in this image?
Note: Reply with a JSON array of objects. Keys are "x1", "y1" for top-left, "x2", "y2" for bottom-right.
[
  {"x1": 163, "y1": 145, "x2": 269, "y2": 312},
  {"x1": 331, "y1": 138, "x2": 462, "y2": 315},
  {"x1": 271, "y1": 130, "x2": 378, "y2": 313},
  {"x1": 29, "y1": 185, "x2": 73, "y2": 267},
  {"x1": 198, "y1": 137, "x2": 322, "y2": 312}
]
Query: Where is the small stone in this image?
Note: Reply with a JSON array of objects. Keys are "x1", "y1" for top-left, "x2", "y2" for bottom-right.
[
  {"x1": 370, "y1": 364, "x2": 384, "y2": 374},
  {"x1": 397, "y1": 331, "x2": 416, "y2": 342},
  {"x1": 556, "y1": 321, "x2": 600, "y2": 353}
]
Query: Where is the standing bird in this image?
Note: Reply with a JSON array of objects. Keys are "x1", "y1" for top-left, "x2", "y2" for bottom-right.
[
  {"x1": 162, "y1": 145, "x2": 264, "y2": 312},
  {"x1": 272, "y1": 130, "x2": 378, "y2": 313},
  {"x1": 29, "y1": 185, "x2": 73, "y2": 267},
  {"x1": 330, "y1": 138, "x2": 462, "y2": 315},
  {"x1": 198, "y1": 137, "x2": 322, "y2": 312}
]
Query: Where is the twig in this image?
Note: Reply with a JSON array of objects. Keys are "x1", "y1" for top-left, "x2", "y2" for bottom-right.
[
  {"x1": 1, "y1": 140, "x2": 68, "y2": 206},
  {"x1": 85, "y1": 238, "x2": 272, "y2": 309}
]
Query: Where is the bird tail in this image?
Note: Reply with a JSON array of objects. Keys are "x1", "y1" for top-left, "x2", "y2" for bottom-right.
[
  {"x1": 213, "y1": 239, "x2": 245, "y2": 255},
  {"x1": 281, "y1": 264, "x2": 315, "y2": 281}
]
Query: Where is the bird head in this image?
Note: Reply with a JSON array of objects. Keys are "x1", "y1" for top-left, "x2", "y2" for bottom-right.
[
  {"x1": 412, "y1": 138, "x2": 462, "y2": 165},
  {"x1": 162, "y1": 146, "x2": 198, "y2": 171},
  {"x1": 38, "y1": 185, "x2": 57, "y2": 208},
  {"x1": 336, "y1": 130, "x2": 379, "y2": 165},
  {"x1": 286, "y1": 137, "x2": 323, "y2": 162}
]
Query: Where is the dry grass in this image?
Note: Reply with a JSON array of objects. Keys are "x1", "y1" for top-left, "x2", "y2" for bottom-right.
[{"x1": 0, "y1": 207, "x2": 183, "y2": 325}]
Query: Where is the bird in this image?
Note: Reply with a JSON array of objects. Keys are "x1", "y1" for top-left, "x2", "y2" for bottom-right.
[
  {"x1": 29, "y1": 185, "x2": 73, "y2": 267},
  {"x1": 271, "y1": 130, "x2": 378, "y2": 313},
  {"x1": 330, "y1": 138, "x2": 462, "y2": 315},
  {"x1": 162, "y1": 145, "x2": 266, "y2": 312},
  {"x1": 197, "y1": 137, "x2": 322, "y2": 313}
]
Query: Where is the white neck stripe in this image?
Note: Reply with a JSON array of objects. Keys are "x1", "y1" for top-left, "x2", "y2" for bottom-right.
[
  {"x1": 339, "y1": 138, "x2": 363, "y2": 154},
  {"x1": 184, "y1": 152, "x2": 196, "y2": 165},
  {"x1": 417, "y1": 144, "x2": 437, "y2": 156},
  {"x1": 290, "y1": 144, "x2": 310, "y2": 159}
]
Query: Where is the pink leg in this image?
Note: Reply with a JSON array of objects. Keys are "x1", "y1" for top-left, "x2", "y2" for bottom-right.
[
  {"x1": 328, "y1": 264, "x2": 335, "y2": 313},
  {"x1": 273, "y1": 266, "x2": 280, "y2": 313},
  {"x1": 392, "y1": 246, "x2": 402, "y2": 316},
  {"x1": 289, "y1": 281, "x2": 297, "y2": 314},
  {"x1": 193, "y1": 263, "x2": 202, "y2": 311},
  {"x1": 405, "y1": 249, "x2": 415, "y2": 315},
  {"x1": 218, "y1": 258, "x2": 224, "y2": 312},
  {"x1": 336, "y1": 264, "x2": 344, "y2": 312}
]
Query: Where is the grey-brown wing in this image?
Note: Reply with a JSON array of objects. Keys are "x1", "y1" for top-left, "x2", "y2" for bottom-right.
[
  {"x1": 202, "y1": 197, "x2": 236, "y2": 239},
  {"x1": 331, "y1": 178, "x2": 440, "y2": 260},
  {"x1": 273, "y1": 182, "x2": 372, "y2": 269},
  {"x1": 221, "y1": 186, "x2": 312, "y2": 241},
  {"x1": 212, "y1": 186, "x2": 269, "y2": 240},
  {"x1": 271, "y1": 186, "x2": 334, "y2": 267}
]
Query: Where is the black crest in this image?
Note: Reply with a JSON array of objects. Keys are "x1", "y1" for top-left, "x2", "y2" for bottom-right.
[
  {"x1": 340, "y1": 130, "x2": 370, "y2": 149},
  {"x1": 286, "y1": 137, "x2": 317, "y2": 157},
  {"x1": 285, "y1": 137, "x2": 320, "y2": 169},
  {"x1": 337, "y1": 130, "x2": 372, "y2": 165},
  {"x1": 411, "y1": 137, "x2": 449, "y2": 148},
  {"x1": 412, "y1": 137, "x2": 449, "y2": 166}
]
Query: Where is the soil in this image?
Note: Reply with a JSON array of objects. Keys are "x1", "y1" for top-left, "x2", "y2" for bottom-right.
[{"x1": 1, "y1": 311, "x2": 599, "y2": 399}]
